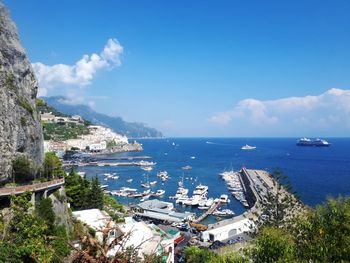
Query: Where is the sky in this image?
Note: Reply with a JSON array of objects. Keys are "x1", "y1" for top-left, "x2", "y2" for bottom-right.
[{"x1": 5, "y1": 0, "x2": 350, "y2": 137}]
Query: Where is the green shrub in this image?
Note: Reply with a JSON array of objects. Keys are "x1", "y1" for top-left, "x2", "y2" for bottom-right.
[
  {"x1": 20, "y1": 117, "x2": 27, "y2": 126},
  {"x1": 36, "y1": 98, "x2": 46, "y2": 107},
  {"x1": 19, "y1": 97, "x2": 34, "y2": 116},
  {"x1": 5, "y1": 73, "x2": 16, "y2": 91},
  {"x1": 12, "y1": 155, "x2": 33, "y2": 183}
]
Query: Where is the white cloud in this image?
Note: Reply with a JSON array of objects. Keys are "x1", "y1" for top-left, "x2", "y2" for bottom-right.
[
  {"x1": 209, "y1": 88, "x2": 350, "y2": 135},
  {"x1": 32, "y1": 38, "x2": 123, "y2": 97}
]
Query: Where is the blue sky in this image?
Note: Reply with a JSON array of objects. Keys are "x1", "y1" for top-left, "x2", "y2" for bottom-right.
[{"x1": 5, "y1": 0, "x2": 350, "y2": 137}]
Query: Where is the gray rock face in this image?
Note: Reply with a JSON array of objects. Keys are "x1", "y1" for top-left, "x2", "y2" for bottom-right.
[{"x1": 0, "y1": 3, "x2": 43, "y2": 182}]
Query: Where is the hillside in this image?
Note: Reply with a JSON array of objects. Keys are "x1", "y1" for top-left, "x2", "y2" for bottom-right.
[
  {"x1": 42, "y1": 96, "x2": 163, "y2": 138},
  {"x1": 0, "y1": 3, "x2": 43, "y2": 182}
]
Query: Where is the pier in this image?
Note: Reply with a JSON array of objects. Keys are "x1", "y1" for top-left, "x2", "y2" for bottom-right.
[{"x1": 193, "y1": 201, "x2": 221, "y2": 223}]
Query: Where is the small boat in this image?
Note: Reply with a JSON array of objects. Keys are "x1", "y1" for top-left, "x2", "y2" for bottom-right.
[
  {"x1": 141, "y1": 166, "x2": 153, "y2": 171},
  {"x1": 140, "y1": 195, "x2": 150, "y2": 202},
  {"x1": 205, "y1": 198, "x2": 214, "y2": 207},
  {"x1": 213, "y1": 209, "x2": 235, "y2": 217},
  {"x1": 198, "y1": 206, "x2": 209, "y2": 210},
  {"x1": 154, "y1": 189, "x2": 165, "y2": 196},
  {"x1": 150, "y1": 180, "x2": 157, "y2": 186},
  {"x1": 182, "y1": 165, "x2": 192, "y2": 170},
  {"x1": 190, "y1": 156, "x2": 196, "y2": 159},
  {"x1": 126, "y1": 178, "x2": 133, "y2": 183},
  {"x1": 112, "y1": 176, "x2": 119, "y2": 180},
  {"x1": 100, "y1": 185, "x2": 108, "y2": 189},
  {"x1": 129, "y1": 192, "x2": 142, "y2": 198},
  {"x1": 103, "y1": 173, "x2": 112, "y2": 176},
  {"x1": 219, "y1": 194, "x2": 230, "y2": 203},
  {"x1": 241, "y1": 144, "x2": 256, "y2": 150},
  {"x1": 141, "y1": 183, "x2": 150, "y2": 188}
]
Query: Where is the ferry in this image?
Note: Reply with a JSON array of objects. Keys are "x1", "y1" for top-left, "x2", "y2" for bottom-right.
[{"x1": 241, "y1": 144, "x2": 256, "y2": 150}]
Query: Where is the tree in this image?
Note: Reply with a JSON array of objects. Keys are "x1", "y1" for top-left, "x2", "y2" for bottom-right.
[
  {"x1": 90, "y1": 176, "x2": 104, "y2": 210},
  {"x1": 258, "y1": 168, "x2": 301, "y2": 228},
  {"x1": 293, "y1": 196, "x2": 350, "y2": 262},
  {"x1": 43, "y1": 152, "x2": 65, "y2": 180},
  {"x1": 12, "y1": 155, "x2": 33, "y2": 183},
  {"x1": 36, "y1": 198, "x2": 56, "y2": 232},
  {"x1": 248, "y1": 227, "x2": 295, "y2": 263}
]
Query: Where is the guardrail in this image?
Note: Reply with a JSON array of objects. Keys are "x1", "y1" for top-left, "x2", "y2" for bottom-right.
[{"x1": 0, "y1": 178, "x2": 65, "y2": 197}]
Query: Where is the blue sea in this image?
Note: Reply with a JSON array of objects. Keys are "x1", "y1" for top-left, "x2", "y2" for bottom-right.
[{"x1": 77, "y1": 138, "x2": 350, "y2": 223}]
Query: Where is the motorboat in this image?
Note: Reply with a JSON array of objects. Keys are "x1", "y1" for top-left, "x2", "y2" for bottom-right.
[
  {"x1": 219, "y1": 194, "x2": 230, "y2": 203},
  {"x1": 241, "y1": 144, "x2": 256, "y2": 150},
  {"x1": 154, "y1": 189, "x2": 165, "y2": 196},
  {"x1": 213, "y1": 209, "x2": 235, "y2": 217},
  {"x1": 182, "y1": 165, "x2": 192, "y2": 170},
  {"x1": 126, "y1": 178, "x2": 133, "y2": 183},
  {"x1": 150, "y1": 180, "x2": 157, "y2": 186},
  {"x1": 141, "y1": 166, "x2": 153, "y2": 171},
  {"x1": 141, "y1": 183, "x2": 150, "y2": 188},
  {"x1": 205, "y1": 198, "x2": 214, "y2": 207},
  {"x1": 140, "y1": 195, "x2": 150, "y2": 202}
]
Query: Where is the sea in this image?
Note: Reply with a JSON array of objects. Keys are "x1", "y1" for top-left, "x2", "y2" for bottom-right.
[{"x1": 77, "y1": 138, "x2": 350, "y2": 224}]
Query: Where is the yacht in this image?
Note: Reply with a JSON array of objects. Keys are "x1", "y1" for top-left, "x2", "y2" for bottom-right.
[
  {"x1": 174, "y1": 187, "x2": 189, "y2": 199},
  {"x1": 213, "y1": 209, "x2": 235, "y2": 217},
  {"x1": 205, "y1": 198, "x2": 214, "y2": 207},
  {"x1": 313, "y1": 138, "x2": 330, "y2": 147},
  {"x1": 193, "y1": 184, "x2": 208, "y2": 196},
  {"x1": 241, "y1": 144, "x2": 256, "y2": 150}
]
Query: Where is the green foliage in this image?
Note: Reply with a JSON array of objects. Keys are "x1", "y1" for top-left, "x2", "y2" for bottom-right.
[
  {"x1": 0, "y1": 193, "x2": 71, "y2": 262},
  {"x1": 0, "y1": 192, "x2": 55, "y2": 262},
  {"x1": 20, "y1": 116, "x2": 27, "y2": 126},
  {"x1": 42, "y1": 122, "x2": 89, "y2": 141},
  {"x1": 248, "y1": 227, "x2": 295, "y2": 263},
  {"x1": 36, "y1": 98, "x2": 46, "y2": 107},
  {"x1": 18, "y1": 97, "x2": 34, "y2": 116},
  {"x1": 106, "y1": 139, "x2": 117, "y2": 148},
  {"x1": 184, "y1": 247, "x2": 217, "y2": 263},
  {"x1": 292, "y1": 196, "x2": 350, "y2": 262},
  {"x1": 5, "y1": 73, "x2": 16, "y2": 91},
  {"x1": 43, "y1": 152, "x2": 65, "y2": 180},
  {"x1": 12, "y1": 155, "x2": 33, "y2": 183},
  {"x1": 36, "y1": 198, "x2": 56, "y2": 231},
  {"x1": 90, "y1": 175, "x2": 104, "y2": 210}
]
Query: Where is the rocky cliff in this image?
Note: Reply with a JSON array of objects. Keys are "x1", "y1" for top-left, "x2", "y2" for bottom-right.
[{"x1": 0, "y1": 3, "x2": 43, "y2": 182}]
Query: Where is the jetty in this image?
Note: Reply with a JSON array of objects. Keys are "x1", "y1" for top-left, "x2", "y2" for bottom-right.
[{"x1": 193, "y1": 201, "x2": 221, "y2": 223}]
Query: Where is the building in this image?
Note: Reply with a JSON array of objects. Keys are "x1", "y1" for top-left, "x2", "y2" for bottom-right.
[
  {"x1": 107, "y1": 217, "x2": 176, "y2": 263},
  {"x1": 40, "y1": 112, "x2": 55, "y2": 122},
  {"x1": 134, "y1": 199, "x2": 195, "y2": 222},
  {"x1": 72, "y1": 209, "x2": 117, "y2": 244},
  {"x1": 201, "y1": 214, "x2": 255, "y2": 242}
]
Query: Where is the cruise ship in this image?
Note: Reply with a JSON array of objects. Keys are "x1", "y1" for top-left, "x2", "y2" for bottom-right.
[{"x1": 296, "y1": 138, "x2": 330, "y2": 147}]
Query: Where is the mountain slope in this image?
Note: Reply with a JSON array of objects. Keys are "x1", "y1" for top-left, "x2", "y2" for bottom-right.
[
  {"x1": 42, "y1": 96, "x2": 163, "y2": 138},
  {"x1": 0, "y1": 3, "x2": 44, "y2": 182}
]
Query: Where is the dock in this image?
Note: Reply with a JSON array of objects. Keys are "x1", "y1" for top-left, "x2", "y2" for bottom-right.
[{"x1": 193, "y1": 201, "x2": 221, "y2": 223}]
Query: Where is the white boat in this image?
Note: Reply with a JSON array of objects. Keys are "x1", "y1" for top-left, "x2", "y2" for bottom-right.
[
  {"x1": 241, "y1": 144, "x2": 256, "y2": 150},
  {"x1": 198, "y1": 198, "x2": 207, "y2": 207},
  {"x1": 198, "y1": 206, "x2": 209, "y2": 210},
  {"x1": 126, "y1": 178, "x2": 133, "y2": 183},
  {"x1": 140, "y1": 195, "x2": 150, "y2": 202},
  {"x1": 213, "y1": 209, "x2": 235, "y2": 217},
  {"x1": 182, "y1": 165, "x2": 192, "y2": 170},
  {"x1": 157, "y1": 171, "x2": 168, "y2": 177},
  {"x1": 141, "y1": 166, "x2": 153, "y2": 171},
  {"x1": 100, "y1": 185, "x2": 108, "y2": 189},
  {"x1": 103, "y1": 173, "x2": 112, "y2": 176},
  {"x1": 219, "y1": 194, "x2": 230, "y2": 203},
  {"x1": 150, "y1": 180, "x2": 157, "y2": 186},
  {"x1": 139, "y1": 160, "x2": 156, "y2": 166},
  {"x1": 205, "y1": 198, "x2": 214, "y2": 207},
  {"x1": 190, "y1": 156, "x2": 196, "y2": 159},
  {"x1": 154, "y1": 189, "x2": 165, "y2": 196},
  {"x1": 193, "y1": 184, "x2": 208, "y2": 196},
  {"x1": 112, "y1": 176, "x2": 119, "y2": 180},
  {"x1": 141, "y1": 183, "x2": 150, "y2": 188},
  {"x1": 175, "y1": 187, "x2": 189, "y2": 199}
]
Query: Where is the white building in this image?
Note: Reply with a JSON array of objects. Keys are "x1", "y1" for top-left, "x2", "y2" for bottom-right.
[
  {"x1": 72, "y1": 209, "x2": 117, "y2": 244},
  {"x1": 201, "y1": 215, "x2": 255, "y2": 242},
  {"x1": 108, "y1": 217, "x2": 175, "y2": 263}
]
